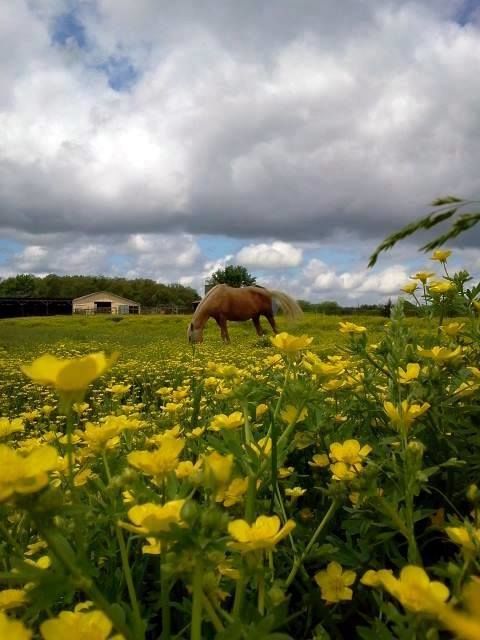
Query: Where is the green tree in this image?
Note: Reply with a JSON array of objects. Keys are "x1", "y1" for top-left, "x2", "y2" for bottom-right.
[
  {"x1": 207, "y1": 265, "x2": 257, "y2": 288},
  {"x1": 0, "y1": 274, "x2": 37, "y2": 297}
]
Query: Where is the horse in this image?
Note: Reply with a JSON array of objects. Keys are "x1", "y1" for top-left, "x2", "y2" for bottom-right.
[{"x1": 187, "y1": 284, "x2": 302, "y2": 344}]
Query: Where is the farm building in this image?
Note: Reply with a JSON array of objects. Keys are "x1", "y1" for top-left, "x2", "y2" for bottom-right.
[
  {"x1": 0, "y1": 297, "x2": 72, "y2": 318},
  {"x1": 73, "y1": 291, "x2": 141, "y2": 315}
]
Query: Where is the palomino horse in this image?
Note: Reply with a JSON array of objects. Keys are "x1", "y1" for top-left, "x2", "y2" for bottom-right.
[{"x1": 187, "y1": 284, "x2": 302, "y2": 343}]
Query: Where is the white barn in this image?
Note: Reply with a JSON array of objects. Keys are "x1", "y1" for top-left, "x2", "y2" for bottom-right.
[{"x1": 72, "y1": 291, "x2": 141, "y2": 315}]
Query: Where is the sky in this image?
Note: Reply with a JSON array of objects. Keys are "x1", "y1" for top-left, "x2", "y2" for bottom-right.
[{"x1": 1, "y1": 0, "x2": 480, "y2": 304}]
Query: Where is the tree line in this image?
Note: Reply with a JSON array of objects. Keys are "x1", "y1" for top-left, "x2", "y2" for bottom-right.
[{"x1": 0, "y1": 274, "x2": 200, "y2": 309}]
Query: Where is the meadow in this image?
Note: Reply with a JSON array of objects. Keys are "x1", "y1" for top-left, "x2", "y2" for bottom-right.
[{"x1": 0, "y1": 265, "x2": 479, "y2": 640}]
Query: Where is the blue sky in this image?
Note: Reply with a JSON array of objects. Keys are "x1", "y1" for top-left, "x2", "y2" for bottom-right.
[{"x1": 1, "y1": 0, "x2": 480, "y2": 303}]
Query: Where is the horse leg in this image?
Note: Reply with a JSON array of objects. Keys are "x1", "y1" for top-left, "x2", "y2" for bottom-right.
[
  {"x1": 265, "y1": 312, "x2": 278, "y2": 334},
  {"x1": 215, "y1": 316, "x2": 230, "y2": 344},
  {"x1": 252, "y1": 315, "x2": 264, "y2": 336}
]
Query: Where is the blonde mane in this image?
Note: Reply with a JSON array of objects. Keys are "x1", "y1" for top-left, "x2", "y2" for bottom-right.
[{"x1": 191, "y1": 284, "x2": 222, "y2": 322}]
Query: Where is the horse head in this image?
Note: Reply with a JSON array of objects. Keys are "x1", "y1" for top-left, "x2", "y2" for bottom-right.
[{"x1": 187, "y1": 322, "x2": 203, "y2": 343}]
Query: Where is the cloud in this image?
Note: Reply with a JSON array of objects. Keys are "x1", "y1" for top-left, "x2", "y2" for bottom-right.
[
  {"x1": 1, "y1": 1, "x2": 480, "y2": 247},
  {"x1": 235, "y1": 241, "x2": 302, "y2": 268},
  {"x1": 1, "y1": 1, "x2": 480, "y2": 303}
]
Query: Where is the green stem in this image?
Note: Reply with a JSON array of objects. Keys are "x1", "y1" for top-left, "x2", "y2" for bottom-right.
[
  {"x1": 0, "y1": 522, "x2": 24, "y2": 557},
  {"x1": 285, "y1": 499, "x2": 340, "y2": 588},
  {"x1": 160, "y1": 559, "x2": 171, "y2": 640},
  {"x1": 38, "y1": 525, "x2": 134, "y2": 640},
  {"x1": 65, "y1": 409, "x2": 75, "y2": 492},
  {"x1": 257, "y1": 571, "x2": 265, "y2": 616},
  {"x1": 243, "y1": 401, "x2": 253, "y2": 445},
  {"x1": 115, "y1": 526, "x2": 144, "y2": 638},
  {"x1": 232, "y1": 571, "x2": 246, "y2": 619},
  {"x1": 191, "y1": 557, "x2": 203, "y2": 640},
  {"x1": 201, "y1": 592, "x2": 224, "y2": 632},
  {"x1": 245, "y1": 474, "x2": 257, "y2": 524}
]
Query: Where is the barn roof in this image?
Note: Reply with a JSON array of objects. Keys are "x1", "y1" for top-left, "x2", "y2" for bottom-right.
[{"x1": 72, "y1": 291, "x2": 140, "y2": 305}]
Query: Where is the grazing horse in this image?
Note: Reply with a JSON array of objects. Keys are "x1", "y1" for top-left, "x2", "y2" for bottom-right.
[{"x1": 187, "y1": 284, "x2": 302, "y2": 344}]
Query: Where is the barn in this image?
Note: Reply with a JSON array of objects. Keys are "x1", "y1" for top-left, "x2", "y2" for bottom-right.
[
  {"x1": 0, "y1": 297, "x2": 72, "y2": 318},
  {"x1": 72, "y1": 291, "x2": 141, "y2": 315}
]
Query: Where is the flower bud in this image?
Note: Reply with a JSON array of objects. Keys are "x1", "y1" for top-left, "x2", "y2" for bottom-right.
[
  {"x1": 180, "y1": 499, "x2": 200, "y2": 526},
  {"x1": 467, "y1": 484, "x2": 480, "y2": 504}
]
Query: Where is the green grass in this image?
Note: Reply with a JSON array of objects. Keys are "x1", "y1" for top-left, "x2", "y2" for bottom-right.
[{"x1": 0, "y1": 312, "x2": 430, "y2": 360}]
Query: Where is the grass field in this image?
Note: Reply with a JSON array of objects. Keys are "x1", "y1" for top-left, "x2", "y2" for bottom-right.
[
  {"x1": 1, "y1": 307, "x2": 478, "y2": 640},
  {"x1": 0, "y1": 311, "x2": 423, "y2": 355}
]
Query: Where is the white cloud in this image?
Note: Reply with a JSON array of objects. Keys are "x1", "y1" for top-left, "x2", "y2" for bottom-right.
[
  {"x1": 1, "y1": 1, "x2": 480, "y2": 245},
  {"x1": 235, "y1": 241, "x2": 302, "y2": 268}
]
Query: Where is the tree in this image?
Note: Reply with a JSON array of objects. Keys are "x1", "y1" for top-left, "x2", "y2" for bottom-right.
[{"x1": 207, "y1": 265, "x2": 257, "y2": 289}]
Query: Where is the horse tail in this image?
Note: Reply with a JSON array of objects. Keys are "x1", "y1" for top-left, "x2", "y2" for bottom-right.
[{"x1": 267, "y1": 290, "x2": 303, "y2": 320}]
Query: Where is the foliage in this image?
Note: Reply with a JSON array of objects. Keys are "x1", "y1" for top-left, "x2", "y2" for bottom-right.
[
  {"x1": 0, "y1": 274, "x2": 199, "y2": 308},
  {"x1": 368, "y1": 196, "x2": 480, "y2": 267},
  {"x1": 207, "y1": 265, "x2": 257, "y2": 288},
  {"x1": 0, "y1": 252, "x2": 479, "y2": 639}
]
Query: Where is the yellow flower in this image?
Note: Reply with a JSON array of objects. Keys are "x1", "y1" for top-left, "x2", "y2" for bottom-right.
[
  {"x1": 21, "y1": 352, "x2": 118, "y2": 394},
  {"x1": 74, "y1": 468, "x2": 96, "y2": 487},
  {"x1": 285, "y1": 486, "x2": 306, "y2": 498},
  {"x1": 175, "y1": 459, "x2": 202, "y2": 480},
  {"x1": 0, "y1": 445, "x2": 58, "y2": 502},
  {"x1": 73, "y1": 402, "x2": 90, "y2": 415},
  {"x1": 248, "y1": 436, "x2": 272, "y2": 458},
  {"x1": 401, "y1": 282, "x2": 418, "y2": 295},
  {"x1": 209, "y1": 411, "x2": 244, "y2": 431},
  {"x1": 314, "y1": 562, "x2": 356, "y2": 603},
  {"x1": 0, "y1": 612, "x2": 31, "y2": 640},
  {"x1": 436, "y1": 580, "x2": 480, "y2": 640},
  {"x1": 0, "y1": 589, "x2": 27, "y2": 611},
  {"x1": 203, "y1": 451, "x2": 234, "y2": 488},
  {"x1": 321, "y1": 379, "x2": 345, "y2": 392},
  {"x1": 106, "y1": 383, "x2": 131, "y2": 395},
  {"x1": 40, "y1": 609, "x2": 113, "y2": 640},
  {"x1": 270, "y1": 332, "x2": 313, "y2": 353},
  {"x1": 255, "y1": 404, "x2": 269, "y2": 420},
  {"x1": 338, "y1": 322, "x2": 367, "y2": 334},
  {"x1": 215, "y1": 477, "x2": 249, "y2": 507},
  {"x1": 228, "y1": 515, "x2": 295, "y2": 552},
  {"x1": 82, "y1": 421, "x2": 122, "y2": 452},
  {"x1": 308, "y1": 454, "x2": 330, "y2": 469},
  {"x1": 278, "y1": 466, "x2": 294, "y2": 478},
  {"x1": 428, "y1": 280, "x2": 455, "y2": 295},
  {"x1": 330, "y1": 462, "x2": 356, "y2": 481},
  {"x1": 440, "y1": 322, "x2": 465, "y2": 337},
  {"x1": 126, "y1": 500, "x2": 186, "y2": 535},
  {"x1": 361, "y1": 565, "x2": 449, "y2": 614},
  {"x1": 0, "y1": 417, "x2": 24, "y2": 439},
  {"x1": 438, "y1": 607, "x2": 480, "y2": 640},
  {"x1": 398, "y1": 363, "x2": 421, "y2": 384},
  {"x1": 329, "y1": 440, "x2": 372, "y2": 467},
  {"x1": 412, "y1": 271, "x2": 435, "y2": 283},
  {"x1": 303, "y1": 352, "x2": 345, "y2": 377},
  {"x1": 445, "y1": 526, "x2": 480, "y2": 553},
  {"x1": 186, "y1": 427, "x2": 205, "y2": 439},
  {"x1": 25, "y1": 555, "x2": 51, "y2": 570},
  {"x1": 383, "y1": 400, "x2": 430, "y2": 431},
  {"x1": 280, "y1": 405, "x2": 308, "y2": 425},
  {"x1": 127, "y1": 438, "x2": 185, "y2": 481},
  {"x1": 417, "y1": 345, "x2": 462, "y2": 364},
  {"x1": 156, "y1": 386, "x2": 173, "y2": 397},
  {"x1": 431, "y1": 249, "x2": 452, "y2": 262}
]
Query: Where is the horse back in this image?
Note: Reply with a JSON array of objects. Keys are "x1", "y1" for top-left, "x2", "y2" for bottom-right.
[{"x1": 211, "y1": 286, "x2": 272, "y2": 321}]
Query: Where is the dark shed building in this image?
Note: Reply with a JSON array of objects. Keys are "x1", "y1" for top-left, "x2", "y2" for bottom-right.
[{"x1": 0, "y1": 298, "x2": 73, "y2": 319}]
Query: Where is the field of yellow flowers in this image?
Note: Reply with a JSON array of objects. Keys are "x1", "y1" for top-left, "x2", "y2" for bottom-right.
[{"x1": 1, "y1": 255, "x2": 479, "y2": 639}]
